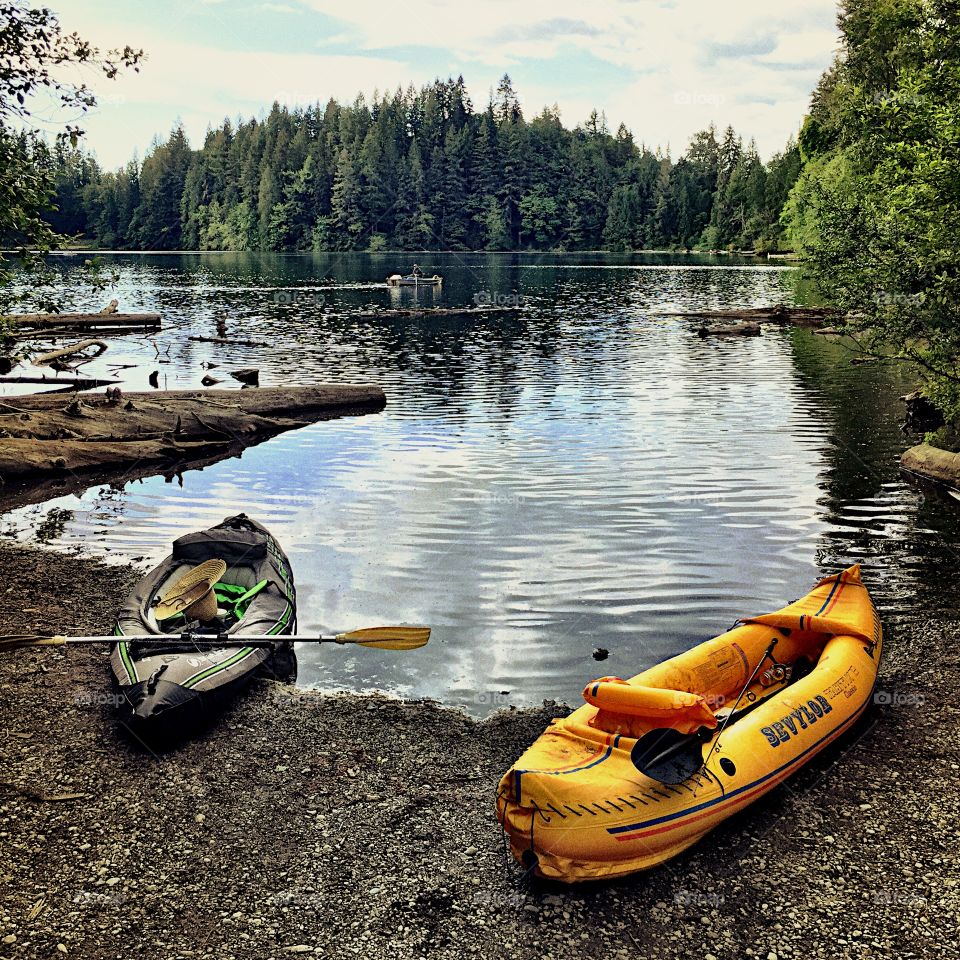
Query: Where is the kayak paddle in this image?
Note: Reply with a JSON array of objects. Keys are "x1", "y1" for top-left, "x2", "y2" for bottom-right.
[
  {"x1": 0, "y1": 626, "x2": 430, "y2": 653},
  {"x1": 631, "y1": 638, "x2": 781, "y2": 784}
]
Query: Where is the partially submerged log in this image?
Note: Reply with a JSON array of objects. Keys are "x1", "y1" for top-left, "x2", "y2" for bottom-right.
[
  {"x1": 32, "y1": 339, "x2": 109, "y2": 367},
  {"x1": 663, "y1": 305, "x2": 838, "y2": 328},
  {"x1": 7, "y1": 313, "x2": 161, "y2": 331},
  {"x1": 0, "y1": 376, "x2": 118, "y2": 392},
  {"x1": 697, "y1": 322, "x2": 761, "y2": 337},
  {"x1": 189, "y1": 336, "x2": 267, "y2": 347},
  {"x1": 0, "y1": 384, "x2": 385, "y2": 484},
  {"x1": 359, "y1": 305, "x2": 523, "y2": 320},
  {"x1": 901, "y1": 443, "x2": 960, "y2": 491}
]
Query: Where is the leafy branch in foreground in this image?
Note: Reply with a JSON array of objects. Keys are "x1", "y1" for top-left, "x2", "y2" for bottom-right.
[{"x1": 0, "y1": 1, "x2": 142, "y2": 326}]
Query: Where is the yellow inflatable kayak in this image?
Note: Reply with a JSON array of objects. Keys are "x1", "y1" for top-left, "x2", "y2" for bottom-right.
[{"x1": 497, "y1": 565, "x2": 882, "y2": 882}]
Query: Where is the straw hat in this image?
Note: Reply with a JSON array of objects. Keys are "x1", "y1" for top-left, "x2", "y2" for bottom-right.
[{"x1": 153, "y1": 559, "x2": 227, "y2": 623}]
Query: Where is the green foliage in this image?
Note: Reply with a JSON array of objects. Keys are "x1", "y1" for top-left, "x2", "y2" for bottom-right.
[
  {"x1": 45, "y1": 75, "x2": 798, "y2": 255},
  {"x1": 0, "y1": 1, "x2": 141, "y2": 326},
  {"x1": 784, "y1": 0, "x2": 960, "y2": 418}
]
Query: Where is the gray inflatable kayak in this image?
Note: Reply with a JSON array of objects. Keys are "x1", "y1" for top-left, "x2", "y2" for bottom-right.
[{"x1": 111, "y1": 514, "x2": 296, "y2": 742}]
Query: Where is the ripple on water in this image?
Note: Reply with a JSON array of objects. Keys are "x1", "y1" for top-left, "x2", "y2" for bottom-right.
[{"x1": 4, "y1": 253, "x2": 959, "y2": 712}]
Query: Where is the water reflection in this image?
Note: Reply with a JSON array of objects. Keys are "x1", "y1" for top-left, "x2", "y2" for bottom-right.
[{"x1": 4, "y1": 253, "x2": 958, "y2": 712}]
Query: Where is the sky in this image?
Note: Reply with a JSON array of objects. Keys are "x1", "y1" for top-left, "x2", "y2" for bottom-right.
[{"x1": 50, "y1": 0, "x2": 840, "y2": 169}]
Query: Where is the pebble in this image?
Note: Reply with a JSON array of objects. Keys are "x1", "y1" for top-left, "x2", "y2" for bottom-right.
[{"x1": 0, "y1": 554, "x2": 955, "y2": 960}]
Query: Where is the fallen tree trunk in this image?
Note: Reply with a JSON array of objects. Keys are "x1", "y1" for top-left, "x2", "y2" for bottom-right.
[
  {"x1": 697, "y1": 322, "x2": 761, "y2": 337},
  {"x1": 0, "y1": 376, "x2": 118, "y2": 391},
  {"x1": 359, "y1": 305, "x2": 522, "y2": 319},
  {"x1": 662, "y1": 305, "x2": 838, "y2": 327},
  {"x1": 32, "y1": 339, "x2": 109, "y2": 366},
  {"x1": 189, "y1": 336, "x2": 267, "y2": 347},
  {"x1": 0, "y1": 384, "x2": 385, "y2": 483},
  {"x1": 901, "y1": 443, "x2": 960, "y2": 490},
  {"x1": 11, "y1": 326, "x2": 150, "y2": 340},
  {"x1": 6, "y1": 313, "x2": 161, "y2": 331}
]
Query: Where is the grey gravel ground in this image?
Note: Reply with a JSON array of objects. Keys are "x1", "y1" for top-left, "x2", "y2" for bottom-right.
[{"x1": 0, "y1": 545, "x2": 958, "y2": 959}]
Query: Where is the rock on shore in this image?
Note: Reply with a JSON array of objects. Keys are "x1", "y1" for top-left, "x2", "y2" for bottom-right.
[{"x1": 0, "y1": 545, "x2": 957, "y2": 959}]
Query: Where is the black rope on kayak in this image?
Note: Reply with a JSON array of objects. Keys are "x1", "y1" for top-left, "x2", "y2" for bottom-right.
[
  {"x1": 693, "y1": 638, "x2": 779, "y2": 799},
  {"x1": 700, "y1": 763, "x2": 726, "y2": 798},
  {"x1": 494, "y1": 786, "x2": 512, "y2": 877},
  {"x1": 531, "y1": 799, "x2": 552, "y2": 824},
  {"x1": 520, "y1": 811, "x2": 539, "y2": 883}
]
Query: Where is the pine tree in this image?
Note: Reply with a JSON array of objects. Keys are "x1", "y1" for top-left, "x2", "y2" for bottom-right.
[{"x1": 330, "y1": 147, "x2": 366, "y2": 249}]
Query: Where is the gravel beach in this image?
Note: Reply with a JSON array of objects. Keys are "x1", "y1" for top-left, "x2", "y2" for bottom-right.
[{"x1": 0, "y1": 545, "x2": 957, "y2": 959}]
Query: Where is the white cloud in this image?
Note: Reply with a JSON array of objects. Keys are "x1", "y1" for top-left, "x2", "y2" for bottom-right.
[
  {"x1": 61, "y1": 0, "x2": 839, "y2": 166},
  {"x1": 62, "y1": 35, "x2": 410, "y2": 165}
]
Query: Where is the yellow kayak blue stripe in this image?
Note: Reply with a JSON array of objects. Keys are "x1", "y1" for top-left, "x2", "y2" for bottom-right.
[
  {"x1": 607, "y1": 691, "x2": 870, "y2": 838},
  {"x1": 514, "y1": 735, "x2": 623, "y2": 805}
]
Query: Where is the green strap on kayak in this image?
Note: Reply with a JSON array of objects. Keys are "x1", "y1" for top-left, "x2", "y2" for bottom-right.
[
  {"x1": 213, "y1": 579, "x2": 269, "y2": 619},
  {"x1": 159, "y1": 580, "x2": 270, "y2": 630}
]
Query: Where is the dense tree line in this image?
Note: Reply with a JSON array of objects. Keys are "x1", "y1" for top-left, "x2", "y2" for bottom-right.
[
  {"x1": 782, "y1": 0, "x2": 960, "y2": 423},
  {"x1": 45, "y1": 75, "x2": 800, "y2": 253}
]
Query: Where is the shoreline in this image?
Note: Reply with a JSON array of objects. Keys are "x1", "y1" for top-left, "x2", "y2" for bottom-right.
[{"x1": 0, "y1": 544, "x2": 956, "y2": 958}]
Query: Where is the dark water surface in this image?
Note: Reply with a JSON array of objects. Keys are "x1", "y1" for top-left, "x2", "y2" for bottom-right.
[{"x1": 5, "y1": 252, "x2": 959, "y2": 712}]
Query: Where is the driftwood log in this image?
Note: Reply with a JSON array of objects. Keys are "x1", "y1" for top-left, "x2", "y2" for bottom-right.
[
  {"x1": 697, "y1": 322, "x2": 761, "y2": 337},
  {"x1": 901, "y1": 443, "x2": 960, "y2": 491},
  {"x1": 0, "y1": 376, "x2": 118, "y2": 391},
  {"x1": 663, "y1": 305, "x2": 837, "y2": 328},
  {"x1": 6, "y1": 313, "x2": 161, "y2": 331},
  {"x1": 358, "y1": 305, "x2": 523, "y2": 320},
  {"x1": 0, "y1": 384, "x2": 385, "y2": 484},
  {"x1": 189, "y1": 336, "x2": 267, "y2": 347},
  {"x1": 32, "y1": 339, "x2": 109, "y2": 366}
]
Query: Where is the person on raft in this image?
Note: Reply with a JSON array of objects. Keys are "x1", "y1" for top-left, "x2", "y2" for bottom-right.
[{"x1": 411, "y1": 264, "x2": 424, "y2": 277}]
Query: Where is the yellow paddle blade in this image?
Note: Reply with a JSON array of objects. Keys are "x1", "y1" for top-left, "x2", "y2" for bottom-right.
[
  {"x1": 334, "y1": 626, "x2": 431, "y2": 650},
  {"x1": 0, "y1": 635, "x2": 67, "y2": 652}
]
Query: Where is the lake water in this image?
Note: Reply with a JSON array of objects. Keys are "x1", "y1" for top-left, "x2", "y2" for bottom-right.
[{"x1": 5, "y1": 252, "x2": 959, "y2": 713}]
